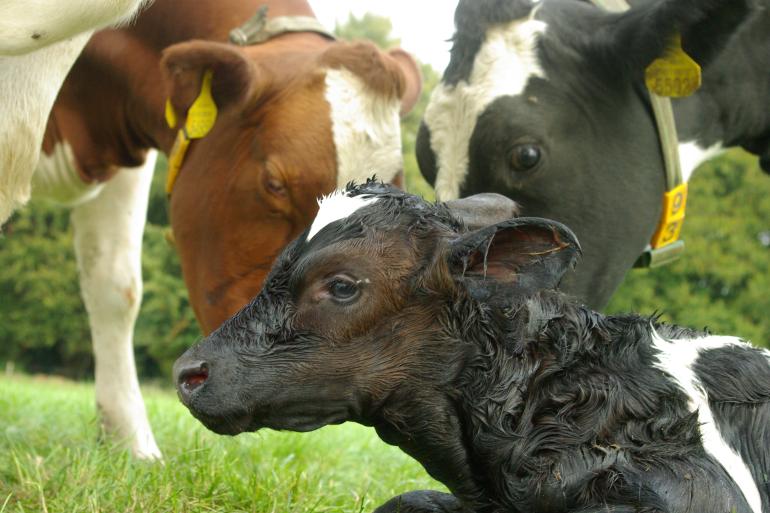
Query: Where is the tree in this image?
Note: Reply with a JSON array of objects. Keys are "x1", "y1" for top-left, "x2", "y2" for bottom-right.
[
  {"x1": 334, "y1": 12, "x2": 399, "y2": 49},
  {"x1": 0, "y1": 202, "x2": 92, "y2": 377}
]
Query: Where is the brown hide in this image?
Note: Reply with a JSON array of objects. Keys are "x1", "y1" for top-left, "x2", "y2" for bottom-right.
[
  {"x1": 168, "y1": 41, "x2": 338, "y2": 328},
  {"x1": 43, "y1": 0, "x2": 422, "y2": 333}
]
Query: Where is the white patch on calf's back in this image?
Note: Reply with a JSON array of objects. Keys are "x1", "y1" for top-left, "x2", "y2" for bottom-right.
[
  {"x1": 425, "y1": 16, "x2": 547, "y2": 201},
  {"x1": 307, "y1": 190, "x2": 378, "y2": 241},
  {"x1": 324, "y1": 68, "x2": 403, "y2": 188},
  {"x1": 651, "y1": 331, "x2": 763, "y2": 513}
]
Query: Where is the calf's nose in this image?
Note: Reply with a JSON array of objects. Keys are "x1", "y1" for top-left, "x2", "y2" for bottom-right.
[{"x1": 173, "y1": 359, "x2": 209, "y2": 404}]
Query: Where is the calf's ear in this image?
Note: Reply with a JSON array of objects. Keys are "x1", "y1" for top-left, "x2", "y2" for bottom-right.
[
  {"x1": 585, "y1": 0, "x2": 749, "y2": 78},
  {"x1": 161, "y1": 41, "x2": 262, "y2": 125},
  {"x1": 449, "y1": 217, "x2": 581, "y2": 298}
]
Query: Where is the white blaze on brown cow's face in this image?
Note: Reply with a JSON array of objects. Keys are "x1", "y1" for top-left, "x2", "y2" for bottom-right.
[
  {"x1": 324, "y1": 68, "x2": 402, "y2": 188},
  {"x1": 164, "y1": 39, "x2": 421, "y2": 333}
]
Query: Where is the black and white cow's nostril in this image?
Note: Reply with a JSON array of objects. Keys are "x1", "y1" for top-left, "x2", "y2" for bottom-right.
[{"x1": 174, "y1": 360, "x2": 209, "y2": 402}]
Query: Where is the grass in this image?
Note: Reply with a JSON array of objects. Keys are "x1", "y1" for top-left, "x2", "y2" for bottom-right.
[{"x1": 0, "y1": 374, "x2": 444, "y2": 512}]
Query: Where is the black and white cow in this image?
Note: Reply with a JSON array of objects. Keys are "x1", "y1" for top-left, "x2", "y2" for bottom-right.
[
  {"x1": 174, "y1": 181, "x2": 770, "y2": 513},
  {"x1": 416, "y1": 0, "x2": 769, "y2": 309}
]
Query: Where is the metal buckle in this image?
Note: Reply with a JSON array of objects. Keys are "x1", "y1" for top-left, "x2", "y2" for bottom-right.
[{"x1": 633, "y1": 240, "x2": 686, "y2": 268}]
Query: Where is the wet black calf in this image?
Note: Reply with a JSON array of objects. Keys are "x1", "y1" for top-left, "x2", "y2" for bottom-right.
[{"x1": 175, "y1": 181, "x2": 770, "y2": 513}]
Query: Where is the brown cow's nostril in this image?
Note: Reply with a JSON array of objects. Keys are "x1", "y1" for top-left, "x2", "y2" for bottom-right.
[{"x1": 178, "y1": 362, "x2": 209, "y2": 393}]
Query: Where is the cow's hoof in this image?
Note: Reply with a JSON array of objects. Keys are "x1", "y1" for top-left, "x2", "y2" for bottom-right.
[
  {"x1": 373, "y1": 490, "x2": 468, "y2": 513},
  {"x1": 130, "y1": 436, "x2": 163, "y2": 461}
]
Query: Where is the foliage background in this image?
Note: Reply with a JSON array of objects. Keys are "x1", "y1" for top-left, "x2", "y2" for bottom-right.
[{"x1": 1, "y1": 15, "x2": 768, "y2": 382}]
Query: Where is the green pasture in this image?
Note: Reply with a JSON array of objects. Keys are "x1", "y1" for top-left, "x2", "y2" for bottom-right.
[{"x1": 0, "y1": 375, "x2": 442, "y2": 513}]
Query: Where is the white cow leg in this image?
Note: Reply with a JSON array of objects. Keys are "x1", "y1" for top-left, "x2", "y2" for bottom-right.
[{"x1": 70, "y1": 152, "x2": 161, "y2": 460}]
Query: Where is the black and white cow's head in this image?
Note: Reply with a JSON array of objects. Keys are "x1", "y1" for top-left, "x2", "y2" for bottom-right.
[{"x1": 417, "y1": 0, "x2": 758, "y2": 308}]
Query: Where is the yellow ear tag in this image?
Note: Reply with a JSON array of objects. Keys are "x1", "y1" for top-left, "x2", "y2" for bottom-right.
[
  {"x1": 165, "y1": 99, "x2": 178, "y2": 129},
  {"x1": 184, "y1": 69, "x2": 218, "y2": 139},
  {"x1": 651, "y1": 182, "x2": 688, "y2": 248},
  {"x1": 166, "y1": 131, "x2": 191, "y2": 195},
  {"x1": 645, "y1": 34, "x2": 701, "y2": 98}
]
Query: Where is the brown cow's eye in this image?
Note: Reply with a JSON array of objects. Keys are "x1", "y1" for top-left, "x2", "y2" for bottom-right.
[
  {"x1": 327, "y1": 277, "x2": 360, "y2": 303},
  {"x1": 510, "y1": 144, "x2": 542, "y2": 172}
]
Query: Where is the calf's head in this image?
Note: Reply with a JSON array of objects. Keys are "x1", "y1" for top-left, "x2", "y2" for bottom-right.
[
  {"x1": 416, "y1": 0, "x2": 749, "y2": 308},
  {"x1": 161, "y1": 39, "x2": 421, "y2": 333},
  {"x1": 173, "y1": 181, "x2": 579, "y2": 439}
]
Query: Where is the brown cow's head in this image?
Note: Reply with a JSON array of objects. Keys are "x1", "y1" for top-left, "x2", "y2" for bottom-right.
[{"x1": 161, "y1": 39, "x2": 421, "y2": 333}]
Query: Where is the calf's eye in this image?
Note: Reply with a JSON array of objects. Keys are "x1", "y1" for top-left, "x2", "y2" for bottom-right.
[
  {"x1": 510, "y1": 143, "x2": 542, "y2": 172},
  {"x1": 328, "y1": 277, "x2": 360, "y2": 303}
]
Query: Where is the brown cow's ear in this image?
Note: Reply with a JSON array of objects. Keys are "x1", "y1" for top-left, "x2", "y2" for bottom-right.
[
  {"x1": 449, "y1": 217, "x2": 581, "y2": 298},
  {"x1": 386, "y1": 48, "x2": 422, "y2": 116},
  {"x1": 161, "y1": 41, "x2": 262, "y2": 123},
  {"x1": 321, "y1": 42, "x2": 423, "y2": 118}
]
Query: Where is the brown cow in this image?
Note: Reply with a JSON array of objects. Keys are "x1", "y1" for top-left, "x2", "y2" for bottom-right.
[{"x1": 31, "y1": 0, "x2": 421, "y2": 458}]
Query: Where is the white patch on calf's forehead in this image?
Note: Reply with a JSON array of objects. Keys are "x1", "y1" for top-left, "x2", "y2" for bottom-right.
[
  {"x1": 306, "y1": 190, "x2": 378, "y2": 241},
  {"x1": 425, "y1": 17, "x2": 547, "y2": 201},
  {"x1": 651, "y1": 331, "x2": 763, "y2": 513},
  {"x1": 324, "y1": 68, "x2": 403, "y2": 188}
]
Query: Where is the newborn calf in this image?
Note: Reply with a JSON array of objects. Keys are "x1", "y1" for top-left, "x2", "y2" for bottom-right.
[{"x1": 174, "y1": 181, "x2": 770, "y2": 513}]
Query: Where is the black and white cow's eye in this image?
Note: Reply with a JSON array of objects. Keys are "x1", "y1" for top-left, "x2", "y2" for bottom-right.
[
  {"x1": 327, "y1": 277, "x2": 360, "y2": 303},
  {"x1": 509, "y1": 143, "x2": 542, "y2": 172}
]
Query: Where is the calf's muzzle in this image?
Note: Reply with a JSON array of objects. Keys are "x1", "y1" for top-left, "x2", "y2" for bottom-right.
[{"x1": 173, "y1": 357, "x2": 209, "y2": 405}]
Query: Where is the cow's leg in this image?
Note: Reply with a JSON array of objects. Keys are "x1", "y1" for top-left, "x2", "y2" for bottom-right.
[
  {"x1": 70, "y1": 151, "x2": 160, "y2": 460},
  {"x1": 373, "y1": 491, "x2": 470, "y2": 513}
]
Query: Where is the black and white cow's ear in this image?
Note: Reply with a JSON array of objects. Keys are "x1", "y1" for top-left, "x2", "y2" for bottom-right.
[
  {"x1": 586, "y1": 0, "x2": 749, "y2": 77},
  {"x1": 445, "y1": 193, "x2": 520, "y2": 231},
  {"x1": 448, "y1": 217, "x2": 581, "y2": 299}
]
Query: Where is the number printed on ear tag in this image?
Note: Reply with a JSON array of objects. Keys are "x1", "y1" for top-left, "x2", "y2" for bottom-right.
[
  {"x1": 651, "y1": 183, "x2": 688, "y2": 248},
  {"x1": 645, "y1": 34, "x2": 701, "y2": 98}
]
